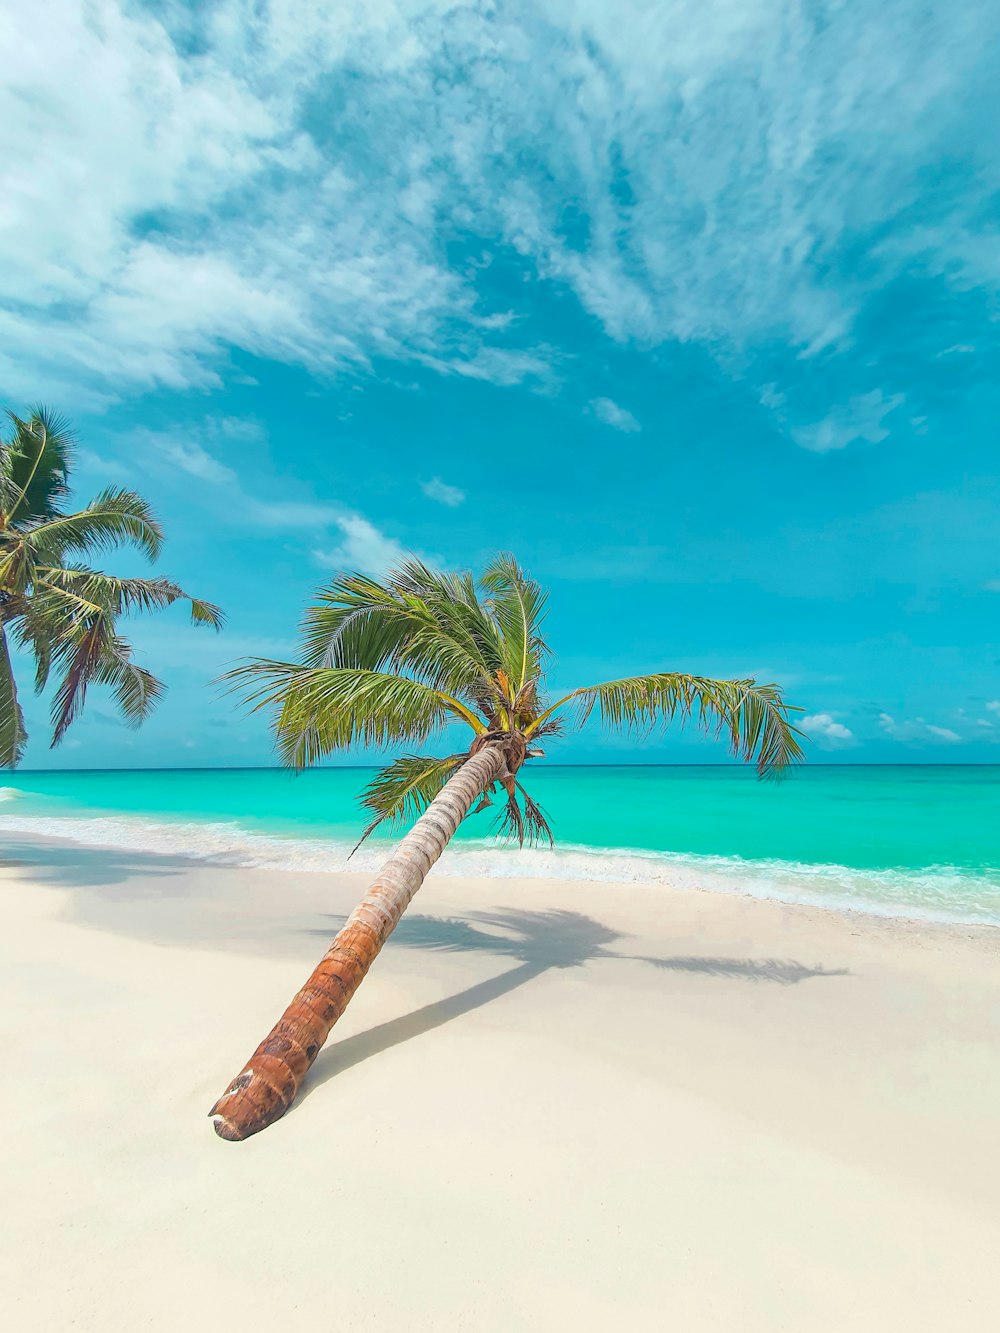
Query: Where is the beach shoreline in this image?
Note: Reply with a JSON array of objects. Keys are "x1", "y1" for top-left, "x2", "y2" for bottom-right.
[
  {"x1": 4, "y1": 829, "x2": 1000, "y2": 1330},
  {"x1": 4, "y1": 763, "x2": 999, "y2": 929}
]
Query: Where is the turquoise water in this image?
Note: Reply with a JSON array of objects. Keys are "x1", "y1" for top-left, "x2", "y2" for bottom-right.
[{"x1": 2, "y1": 766, "x2": 999, "y2": 924}]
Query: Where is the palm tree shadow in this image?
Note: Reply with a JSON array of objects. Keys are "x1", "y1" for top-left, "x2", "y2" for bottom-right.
[{"x1": 300, "y1": 909, "x2": 848, "y2": 1101}]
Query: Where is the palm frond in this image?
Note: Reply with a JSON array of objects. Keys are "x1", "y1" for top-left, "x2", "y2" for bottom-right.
[
  {"x1": 300, "y1": 567, "x2": 498, "y2": 708},
  {"x1": 480, "y1": 552, "x2": 549, "y2": 697},
  {"x1": 532, "y1": 673, "x2": 804, "y2": 778},
  {"x1": 490, "y1": 779, "x2": 554, "y2": 848},
  {"x1": 0, "y1": 627, "x2": 27, "y2": 767},
  {"x1": 222, "y1": 660, "x2": 471, "y2": 767},
  {"x1": 25, "y1": 488, "x2": 163, "y2": 562},
  {"x1": 49, "y1": 619, "x2": 164, "y2": 745},
  {"x1": 515, "y1": 781, "x2": 554, "y2": 846},
  {"x1": 0, "y1": 536, "x2": 37, "y2": 597},
  {"x1": 34, "y1": 567, "x2": 223, "y2": 627},
  {"x1": 353, "y1": 752, "x2": 468, "y2": 851},
  {"x1": 1, "y1": 406, "x2": 76, "y2": 525}
]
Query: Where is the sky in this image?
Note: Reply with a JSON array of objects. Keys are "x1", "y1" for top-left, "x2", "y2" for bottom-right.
[{"x1": 3, "y1": 0, "x2": 999, "y2": 768}]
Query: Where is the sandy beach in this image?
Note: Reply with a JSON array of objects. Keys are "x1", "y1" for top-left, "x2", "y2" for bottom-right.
[{"x1": 3, "y1": 832, "x2": 1000, "y2": 1331}]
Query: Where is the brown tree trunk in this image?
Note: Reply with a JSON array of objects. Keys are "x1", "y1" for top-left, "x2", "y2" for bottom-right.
[{"x1": 210, "y1": 744, "x2": 506, "y2": 1141}]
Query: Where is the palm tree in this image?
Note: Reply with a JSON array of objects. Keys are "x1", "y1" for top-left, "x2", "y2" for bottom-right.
[
  {"x1": 210, "y1": 555, "x2": 803, "y2": 1140},
  {"x1": 0, "y1": 407, "x2": 224, "y2": 766}
]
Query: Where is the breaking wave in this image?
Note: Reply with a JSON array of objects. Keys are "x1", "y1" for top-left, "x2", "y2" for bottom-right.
[{"x1": 2, "y1": 805, "x2": 999, "y2": 927}]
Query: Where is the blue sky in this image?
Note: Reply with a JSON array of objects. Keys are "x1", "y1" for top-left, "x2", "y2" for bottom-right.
[{"x1": 4, "y1": 0, "x2": 999, "y2": 767}]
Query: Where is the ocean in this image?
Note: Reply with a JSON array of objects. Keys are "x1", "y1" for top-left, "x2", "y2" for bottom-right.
[{"x1": 2, "y1": 765, "x2": 999, "y2": 926}]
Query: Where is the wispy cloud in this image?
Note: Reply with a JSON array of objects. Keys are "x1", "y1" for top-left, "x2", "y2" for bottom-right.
[
  {"x1": 879, "y1": 713, "x2": 962, "y2": 744},
  {"x1": 135, "y1": 420, "x2": 415, "y2": 572},
  {"x1": 790, "y1": 391, "x2": 904, "y2": 453},
  {"x1": 590, "y1": 397, "x2": 641, "y2": 433},
  {"x1": 159, "y1": 439, "x2": 238, "y2": 486},
  {"x1": 3, "y1": 0, "x2": 996, "y2": 443},
  {"x1": 421, "y1": 477, "x2": 466, "y2": 507}
]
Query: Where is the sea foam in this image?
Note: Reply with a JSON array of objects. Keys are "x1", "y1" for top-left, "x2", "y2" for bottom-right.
[{"x1": 2, "y1": 806, "x2": 998, "y2": 927}]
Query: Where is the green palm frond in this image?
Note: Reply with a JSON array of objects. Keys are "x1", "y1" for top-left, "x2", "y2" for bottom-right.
[
  {"x1": 34, "y1": 567, "x2": 224, "y2": 627},
  {"x1": 386, "y1": 560, "x2": 509, "y2": 682},
  {"x1": 530, "y1": 673, "x2": 804, "y2": 778},
  {"x1": 24, "y1": 488, "x2": 163, "y2": 563},
  {"x1": 300, "y1": 571, "x2": 492, "y2": 704},
  {"x1": 353, "y1": 752, "x2": 468, "y2": 850},
  {"x1": 0, "y1": 536, "x2": 37, "y2": 597},
  {"x1": 481, "y1": 552, "x2": 549, "y2": 697},
  {"x1": 49, "y1": 619, "x2": 165, "y2": 744},
  {"x1": 1, "y1": 407, "x2": 76, "y2": 524},
  {"x1": 0, "y1": 628, "x2": 27, "y2": 767},
  {"x1": 223, "y1": 661, "x2": 472, "y2": 767}
]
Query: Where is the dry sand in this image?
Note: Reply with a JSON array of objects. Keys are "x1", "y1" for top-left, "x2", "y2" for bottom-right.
[{"x1": 3, "y1": 831, "x2": 999, "y2": 1331}]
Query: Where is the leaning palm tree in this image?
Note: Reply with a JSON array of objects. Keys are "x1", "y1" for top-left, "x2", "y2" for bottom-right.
[
  {"x1": 0, "y1": 407, "x2": 223, "y2": 766},
  {"x1": 210, "y1": 555, "x2": 803, "y2": 1140}
]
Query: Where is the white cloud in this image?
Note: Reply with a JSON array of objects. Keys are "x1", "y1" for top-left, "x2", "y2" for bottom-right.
[
  {"x1": 421, "y1": 477, "x2": 465, "y2": 507},
  {"x1": 879, "y1": 713, "x2": 962, "y2": 744},
  {"x1": 791, "y1": 391, "x2": 904, "y2": 453},
  {"x1": 2, "y1": 0, "x2": 995, "y2": 424},
  {"x1": 159, "y1": 440, "x2": 237, "y2": 485},
  {"x1": 800, "y1": 713, "x2": 855, "y2": 746},
  {"x1": 984, "y1": 580, "x2": 1000, "y2": 592},
  {"x1": 986, "y1": 701, "x2": 1000, "y2": 713},
  {"x1": 926, "y1": 725, "x2": 962, "y2": 742},
  {"x1": 313, "y1": 515, "x2": 412, "y2": 576},
  {"x1": 133, "y1": 418, "x2": 414, "y2": 570},
  {"x1": 590, "y1": 397, "x2": 641, "y2": 433}
]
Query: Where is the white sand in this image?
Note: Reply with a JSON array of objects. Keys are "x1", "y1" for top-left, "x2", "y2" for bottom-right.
[{"x1": 3, "y1": 831, "x2": 999, "y2": 1331}]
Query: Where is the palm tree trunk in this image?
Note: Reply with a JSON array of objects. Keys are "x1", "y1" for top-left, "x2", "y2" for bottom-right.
[
  {"x1": 0, "y1": 624, "x2": 27, "y2": 768},
  {"x1": 210, "y1": 744, "x2": 506, "y2": 1141}
]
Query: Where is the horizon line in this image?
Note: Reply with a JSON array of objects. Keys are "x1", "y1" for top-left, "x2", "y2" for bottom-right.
[{"x1": 7, "y1": 762, "x2": 1000, "y2": 775}]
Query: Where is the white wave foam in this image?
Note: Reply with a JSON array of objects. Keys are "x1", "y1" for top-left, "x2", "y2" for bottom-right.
[{"x1": 1, "y1": 808, "x2": 998, "y2": 926}]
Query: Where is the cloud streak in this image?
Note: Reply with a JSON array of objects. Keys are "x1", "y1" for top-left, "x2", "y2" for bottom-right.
[
  {"x1": 879, "y1": 713, "x2": 962, "y2": 745},
  {"x1": 590, "y1": 398, "x2": 641, "y2": 433},
  {"x1": 3, "y1": 0, "x2": 997, "y2": 450},
  {"x1": 421, "y1": 477, "x2": 466, "y2": 507},
  {"x1": 135, "y1": 419, "x2": 417, "y2": 575}
]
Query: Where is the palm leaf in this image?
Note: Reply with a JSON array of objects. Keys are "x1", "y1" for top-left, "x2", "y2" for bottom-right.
[
  {"x1": 1, "y1": 407, "x2": 76, "y2": 525},
  {"x1": 223, "y1": 661, "x2": 473, "y2": 767},
  {"x1": 491, "y1": 780, "x2": 554, "y2": 848},
  {"x1": 25, "y1": 488, "x2": 163, "y2": 562},
  {"x1": 531, "y1": 673, "x2": 804, "y2": 778},
  {"x1": 35, "y1": 567, "x2": 223, "y2": 627},
  {"x1": 0, "y1": 536, "x2": 37, "y2": 597},
  {"x1": 49, "y1": 619, "x2": 166, "y2": 745},
  {"x1": 353, "y1": 752, "x2": 468, "y2": 850},
  {"x1": 480, "y1": 552, "x2": 549, "y2": 697},
  {"x1": 302, "y1": 577, "x2": 485, "y2": 693},
  {"x1": 300, "y1": 567, "x2": 498, "y2": 710}
]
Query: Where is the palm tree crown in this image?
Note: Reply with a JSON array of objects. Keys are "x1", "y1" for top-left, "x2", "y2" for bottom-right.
[
  {"x1": 0, "y1": 406, "x2": 224, "y2": 767},
  {"x1": 228, "y1": 553, "x2": 804, "y2": 847}
]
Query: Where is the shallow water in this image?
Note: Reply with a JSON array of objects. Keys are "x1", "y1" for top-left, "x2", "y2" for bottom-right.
[{"x1": 2, "y1": 765, "x2": 999, "y2": 925}]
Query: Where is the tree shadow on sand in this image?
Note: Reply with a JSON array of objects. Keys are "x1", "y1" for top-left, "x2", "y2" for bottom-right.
[
  {"x1": 0, "y1": 839, "x2": 191, "y2": 889},
  {"x1": 300, "y1": 908, "x2": 848, "y2": 1100}
]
